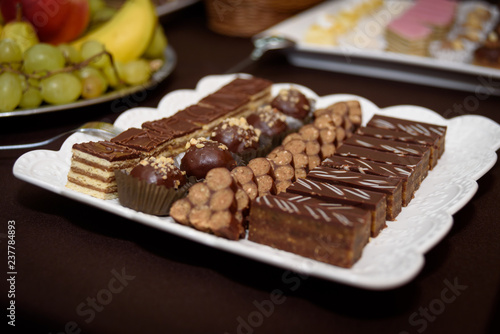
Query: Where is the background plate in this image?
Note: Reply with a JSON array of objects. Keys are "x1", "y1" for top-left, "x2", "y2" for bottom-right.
[
  {"x1": 0, "y1": 46, "x2": 177, "y2": 118},
  {"x1": 12, "y1": 74, "x2": 500, "y2": 290}
]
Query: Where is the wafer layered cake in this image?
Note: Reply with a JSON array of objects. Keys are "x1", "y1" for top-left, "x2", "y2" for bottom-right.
[{"x1": 66, "y1": 141, "x2": 141, "y2": 199}]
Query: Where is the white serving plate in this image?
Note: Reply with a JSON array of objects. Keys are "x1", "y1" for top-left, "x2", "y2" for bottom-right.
[
  {"x1": 13, "y1": 74, "x2": 500, "y2": 290},
  {"x1": 258, "y1": 0, "x2": 500, "y2": 95}
]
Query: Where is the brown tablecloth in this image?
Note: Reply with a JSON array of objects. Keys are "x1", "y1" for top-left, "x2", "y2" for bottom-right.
[{"x1": 1, "y1": 3, "x2": 499, "y2": 334}]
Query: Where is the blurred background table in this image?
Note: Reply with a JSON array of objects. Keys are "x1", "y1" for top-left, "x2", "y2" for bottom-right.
[{"x1": 1, "y1": 2, "x2": 499, "y2": 333}]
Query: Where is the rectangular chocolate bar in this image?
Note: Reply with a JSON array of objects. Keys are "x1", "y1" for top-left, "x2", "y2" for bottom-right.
[
  {"x1": 142, "y1": 114, "x2": 204, "y2": 156},
  {"x1": 110, "y1": 128, "x2": 173, "y2": 157},
  {"x1": 343, "y1": 133, "x2": 431, "y2": 176},
  {"x1": 366, "y1": 115, "x2": 446, "y2": 160},
  {"x1": 218, "y1": 77, "x2": 273, "y2": 110},
  {"x1": 322, "y1": 155, "x2": 416, "y2": 206},
  {"x1": 356, "y1": 126, "x2": 440, "y2": 169},
  {"x1": 174, "y1": 104, "x2": 228, "y2": 130},
  {"x1": 286, "y1": 178, "x2": 387, "y2": 237},
  {"x1": 66, "y1": 141, "x2": 141, "y2": 199},
  {"x1": 248, "y1": 194, "x2": 371, "y2": 268},
  {"x1": 198, "y1": 91, "x2": 250, "y2": 119},
  {"x1": 307, "y1": 166, "x2": 403, "y2": 221},
  {"x1": 335, "y1": 144, "x2": 428, "y2": 187}
]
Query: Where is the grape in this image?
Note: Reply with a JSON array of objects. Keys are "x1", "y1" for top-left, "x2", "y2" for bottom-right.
[
  {"x1": 80, "y1": 40, "x2": 111, "y2": 68},
  {"x1": 0, "y1": 21, "x2": 39, "y2": 53},
  {"x1": 23, "y1": 43, "x2": 65, "y2": 74},
  {"x1": 118, "y1": 59, "x2": 151, "y2": 85},
  {"x1": 0, "y1": 72, "x2": 23, "y2": 112},
  {"x1": 58, "y1": 44, "x2": 81, "y2": 64},
  {"x1": 0, "y1": 39, "x2": 23, "y2": 65},
  {"x1": 102, "y1": 62, "x2": 123, "y2": 88},
  {"x1": 78, "y1": 67, "x2": 108, "y2": 99},
  {"x1": 19, "y1": 86, "x2": 43, "y2": 109},
  {"x1": 143, "y1": 25, "x2": 167, "y2": 59},
  {"x1": 41, "y1": 73, "x2": 82, "y2": 105}
]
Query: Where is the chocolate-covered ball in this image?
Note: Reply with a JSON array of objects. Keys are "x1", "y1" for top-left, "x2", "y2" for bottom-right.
[
  {"x1": 180, "y1": 138, "x2": 237, "y2": 179},
  {"x1": 271, "y1": 87, "x2": 311, "y2": 120},
  {"x1": 210, "y1": 117, "x2": 260, "y2": 154},
  {"x1": 247, "y1": 105, "x2": 287, "y2": 137},
  {"x1": 130, "y1": 156, "x2": 186, "y2": 189}
]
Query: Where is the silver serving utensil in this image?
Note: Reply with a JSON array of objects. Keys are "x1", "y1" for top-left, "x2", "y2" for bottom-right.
[
  {"x1": 225, "y1": 35, "x2": 297, "y2": 74},
  {"x1": 0, "y1": 121, "x2": 122, "y2": 150}
]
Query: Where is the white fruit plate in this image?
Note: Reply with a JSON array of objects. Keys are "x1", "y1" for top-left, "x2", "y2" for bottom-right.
[
  {"x1": 12, "y1": 74, "x2": 500, "y2": 290},
  {"x1": 0, "y1": 46, "x2": 176, "y2": 117}
]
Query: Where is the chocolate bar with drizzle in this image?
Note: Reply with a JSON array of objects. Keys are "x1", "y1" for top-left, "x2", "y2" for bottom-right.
[
  {"x1": 366, "y1": 115, "x2": 446, "y2": 162},
  {"x1": 307, "y1": 166, "x2": 403, "y2": 221},
  {"x1": 286, "y1": 178, "x2": 387, "y2": 237},
  {"x1": 322, "y1": 155, "x2": 416, "y2": 206},
  {"x1": 356, "y1": 126, "x2": 440, "y2": 169},
  {"x1": 248, "y1": 194, "x2": 371, "y2": 268},
  {"x1": 343, "y1": 133, "x2": 431, "y2": 173},
  {"x1": 335, "y1": 144, "x2": 428, "y2": 187}
]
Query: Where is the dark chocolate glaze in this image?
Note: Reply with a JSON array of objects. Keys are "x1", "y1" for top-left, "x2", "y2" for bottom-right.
[
  {"x1": 211, "y1": 119, "x2": 260, "y2": 154},
  {"x1": 367, "y1": 115, "x2": 446, "y2": 138},
  {"x1": 344, "y1": 133, "x2": 430, "y2": 157},
  {"x1": 180, "y1": 140, "x2": 237, "y2": 179},
  {"x1": 356, "y1": 126, "x2": 437, "y2": 147},
  {"x1": 111, "y1": 128, "x2": 172, "y2": 153},
  {"x1": 198, "y1": 91, "x2": 249, "y2": 112},
  {"x1": 307, "y1": 167, "x2": 402, "y2": 196},
  {"x1": 130, "y1": 157, "x2": 186, "y2": 189},
  {"x1": 175, "y1": 104, "x2": 227, "y2": 125},
  {"x1": 246, "y1": 106, "x2": 287, "y2": 137},
  {"x1": 336, "y1": 144, "x2": 422, "y2": 167},
  {"x1": 271, "y1": 88, "x2": 311, "y2": 120},
  {"x1": 219, "y1": 77, "x2": 273, "y2": 96},
  {"x1": 287, "y1": 178, "x2": 385, "y2": 211},
  {"x1": 72, "y1": 141, "x2": 140, "y2": 161},
  {"x1": 142, "y1": 115, "x2": 201, "y2": 137}
]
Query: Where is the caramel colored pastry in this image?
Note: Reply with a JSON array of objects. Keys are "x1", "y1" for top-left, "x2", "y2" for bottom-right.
[
  {"x1": 473, "y1": 32, "x2": 500, "y2": 69},
  {"x1": 266, "y1": 148, "x2": 295, "y2": 193},
  {"x1": 271, "y1": 87, "x2": 311, "y2": 120},
  {"x1": 247, "y1": 158, "x2": 277, "y2": 197},
  {"x1": 231, "y1": 166, "x2": 259, "y2": 201},
  {"x1": 180, "y1": 138, "x2": 237, "y2": 179},
  {"x1": 170, "y1": 167, "x2": 248, "y2": 240},
  {"x1": 210, "y1": 117, "x2": 261, "y2": 154},
  {"x1": 130, "y1": 156, "x2": 186, "y2": 189},
  {"x1": 248, "y1": 194, "x2": 371, "y2": 268},
  {"x1": 66, "y1": 141, "x2": 141, "y2": 199}
]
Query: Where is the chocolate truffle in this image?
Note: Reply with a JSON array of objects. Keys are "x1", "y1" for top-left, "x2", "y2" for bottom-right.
[
  {"x1": 271, "y1": 87, "x2": 311, "y2": 120},
  {"x1": 130, "y1": 156, "x2": 186, "y2": 189},
  {"x1": 210, "y1": 117, "x2": 261, "y2": 154},
  {"x1": 246, "y1": 105, "x2": 287, "y2": 137},
  {"x1": 180, "y1": 138, "x2": 237, "y2": 179}
]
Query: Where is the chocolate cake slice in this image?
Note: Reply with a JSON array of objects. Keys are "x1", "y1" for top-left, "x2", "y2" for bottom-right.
[{"x1": 248, "y1": 194, "x2": 371, "y2": 268}]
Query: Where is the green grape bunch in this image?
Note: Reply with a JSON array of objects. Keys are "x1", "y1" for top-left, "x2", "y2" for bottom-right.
[{"x1": 0, "y1": 38, "x2": 157, "y2": 112}]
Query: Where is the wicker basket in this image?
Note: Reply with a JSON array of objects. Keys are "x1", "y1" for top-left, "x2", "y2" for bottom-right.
[{"x1": 204, "y1": 0, "x2": 324, "y2": 37}]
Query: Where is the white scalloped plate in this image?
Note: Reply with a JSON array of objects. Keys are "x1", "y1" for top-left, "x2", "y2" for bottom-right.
[{"x1": 13, "y1": 74, "x2": 500, "y2": 290}]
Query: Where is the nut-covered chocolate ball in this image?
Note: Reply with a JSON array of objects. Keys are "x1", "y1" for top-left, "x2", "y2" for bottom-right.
[
  {"x1": 247, "y1": 105, "x2": 287, "y2": 137},
  {"x1": 180, "y1": 138, "x2": 237, "y2": 179},
  {"x1": 130, "y1": 156, "x2": 186, "y2": 189},
  {"x1": 271, "y1": 87, "x2": 311, "y2": 120},
  {"x1": 210, "y1": 117, "x2": 261, "y2": 154}
]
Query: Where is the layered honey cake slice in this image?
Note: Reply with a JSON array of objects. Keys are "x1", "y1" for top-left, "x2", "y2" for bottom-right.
[{"x1": 66, "y1": 141, "x2": 141, "y2": 199}]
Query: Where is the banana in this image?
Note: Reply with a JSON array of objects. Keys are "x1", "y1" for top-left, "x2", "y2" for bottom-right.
[{"x1": 72, "y1": 0, "x2": 157, "y2": 63}]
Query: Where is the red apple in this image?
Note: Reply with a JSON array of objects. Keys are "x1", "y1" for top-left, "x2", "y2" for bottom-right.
[{"x1": 0, "y1": 0, "x2": 90, "y2": 45}]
